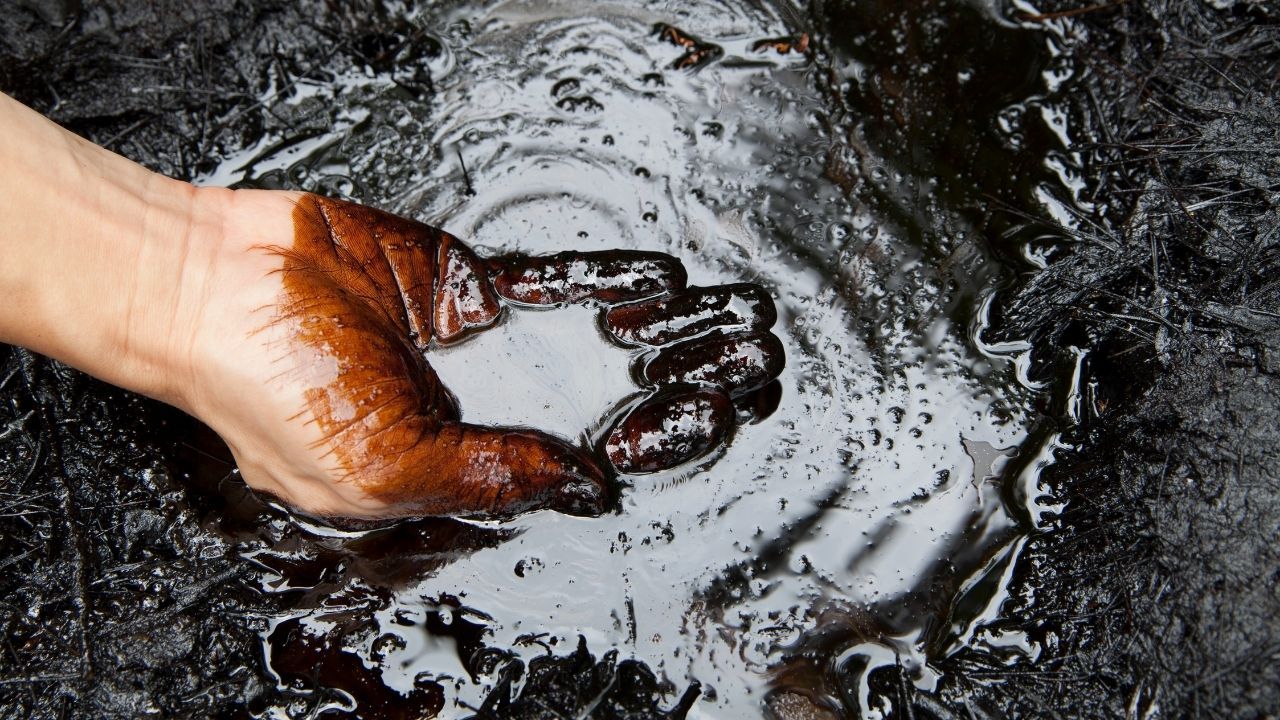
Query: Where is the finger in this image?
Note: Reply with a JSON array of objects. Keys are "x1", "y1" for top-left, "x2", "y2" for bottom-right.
[
  {"x1": 293, "y1": 196, "x2": 501, "y2": 349},
  {"x1": 602, "y1": 385, "x2": 734, "y2": 474},
  {"x1": 489, "y1": 251, "x2": 687, "y2": 305},
  {"x1": 433, "y1": 234, "x2": 503, "y2": 343},
  {"x1": 738, "y1": 379, "x2": 783, "y2": 423},
  {"x1": 363, "y1": 422, "x2": 612, "y2": 518},
  {"x1": 294, "y1": 195, "x2": 440, "y2": 346},
  {"x1": 642, "y1": 332, "x2": 784, "y2": 397},
  {"x1": 604, "y1": 284, "x2": 777, "y2": 347}
]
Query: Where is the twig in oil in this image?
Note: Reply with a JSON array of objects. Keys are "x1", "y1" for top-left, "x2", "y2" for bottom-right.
[{"x1": 456, "y1": 146, "x2": 476, "y2": 197}]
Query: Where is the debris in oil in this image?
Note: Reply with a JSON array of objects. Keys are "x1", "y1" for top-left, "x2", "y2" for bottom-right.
[
  {"x1": 654, "y1": 23, "x2": 725, "y2": 71},
  {"x1": 750, "y1": 33, "x2": 810, "y2": 55}
]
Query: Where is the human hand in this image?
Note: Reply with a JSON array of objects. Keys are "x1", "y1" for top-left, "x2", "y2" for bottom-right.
[
  {"x1": 0, "y1": 93, "x2": 780, "y2": 519},
  {"x1": 175, "y1": 190, "x2": 783, "y2": 519}
]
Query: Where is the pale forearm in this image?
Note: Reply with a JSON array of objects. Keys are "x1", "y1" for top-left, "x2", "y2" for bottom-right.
[{"x1": 0, "y1": 92, "x2": 224, "y2": 406}]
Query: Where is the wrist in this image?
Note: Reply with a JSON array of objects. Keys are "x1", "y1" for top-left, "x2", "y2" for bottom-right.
[
  {"x1": 118, "y1": 180, "x2": 233, "y2": 411},
  {"x1": 0, "y1": 93, "x2": 236, "y2": 414},
  {"x1": 160, "y1": 187, "x2": 301, "y2": 423}
]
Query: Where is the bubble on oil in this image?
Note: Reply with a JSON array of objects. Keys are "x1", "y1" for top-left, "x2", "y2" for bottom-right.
[{"x1": 193, "y1": 0, "x2": 1078, "y2": 717}]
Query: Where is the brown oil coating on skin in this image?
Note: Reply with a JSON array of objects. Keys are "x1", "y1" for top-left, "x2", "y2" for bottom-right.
[
  {"x1": 489, "y1": 251, "x2": 687, "y2": 306},
  {"x1": 605, "y1": 284, "x2": 777, "y2": 347},
  {"x1": 603, "y1": 385, "x2": 734, "y2": 474},
  {"x1": 274, "y1": 195, "x2": 607, "y2": 517},
  {"x1": 643, "y1": 332, "x2": 785, "y2": 397},
  {"x1": 740, "y1": 379, "x2": 784, "y2": 423}
]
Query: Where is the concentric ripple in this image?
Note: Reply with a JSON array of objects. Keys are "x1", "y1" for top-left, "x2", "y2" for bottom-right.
[{"x1": 196, "y1": 1, "x2": 1074, "y2": 717}]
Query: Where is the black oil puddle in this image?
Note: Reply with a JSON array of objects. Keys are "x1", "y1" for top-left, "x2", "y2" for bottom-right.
[{"x1": 185, "y1": 0, "x2": 1083, "y2": 716}]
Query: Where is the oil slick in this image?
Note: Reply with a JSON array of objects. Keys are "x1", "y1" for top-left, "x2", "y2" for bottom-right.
[{"x1": 195, "y1": 0, "x2": 1078, "y2": 716}]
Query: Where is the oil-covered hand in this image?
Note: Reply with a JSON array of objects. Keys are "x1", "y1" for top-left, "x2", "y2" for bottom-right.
[
  {"x1": 0, "y1": 93, "x2": 781, "y2": 519},
  {"x1": 188, "y1": 190, "x2": 782, "y2": 519}
]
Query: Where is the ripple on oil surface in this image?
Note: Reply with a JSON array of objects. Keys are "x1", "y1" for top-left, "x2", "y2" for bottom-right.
[{"x1": 196, "y1": 0, "x2": 1064, "y2": 717}]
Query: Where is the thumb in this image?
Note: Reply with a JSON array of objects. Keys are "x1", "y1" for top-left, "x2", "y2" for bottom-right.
[{"x1": 365, "y1": 423, "x2": 612, "y2": 518}]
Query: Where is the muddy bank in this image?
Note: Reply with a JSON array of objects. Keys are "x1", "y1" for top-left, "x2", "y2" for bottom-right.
[
  {"x1": 1, "y1": 0, "x2": 1277, "y2": 718},
  {"x1": 941, "y1": 1, "x2": 1280, "y2": 717}
]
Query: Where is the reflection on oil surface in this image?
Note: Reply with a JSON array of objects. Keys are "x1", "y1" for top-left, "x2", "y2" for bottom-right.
[{"x1": 198, "y1": 0, "x2": 1076, "y2": 716}]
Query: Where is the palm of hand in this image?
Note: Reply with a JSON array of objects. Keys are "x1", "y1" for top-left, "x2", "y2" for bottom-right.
[{"x1": 198, "y1": 192, "x2": 782, "y2": 519}]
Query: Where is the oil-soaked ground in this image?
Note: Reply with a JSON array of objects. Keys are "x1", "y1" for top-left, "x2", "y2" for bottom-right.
[{"x1": 2, "y1": 1, "x2": 1278, "y2": 718}]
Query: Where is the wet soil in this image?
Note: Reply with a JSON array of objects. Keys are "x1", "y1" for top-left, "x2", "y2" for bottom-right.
[
  {"x1": 2, "y1": 0, "x2": 1278, "y2": 718},
  {"x1": 943, "y1": 2, "x2": 1280, "y2": 716}
]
